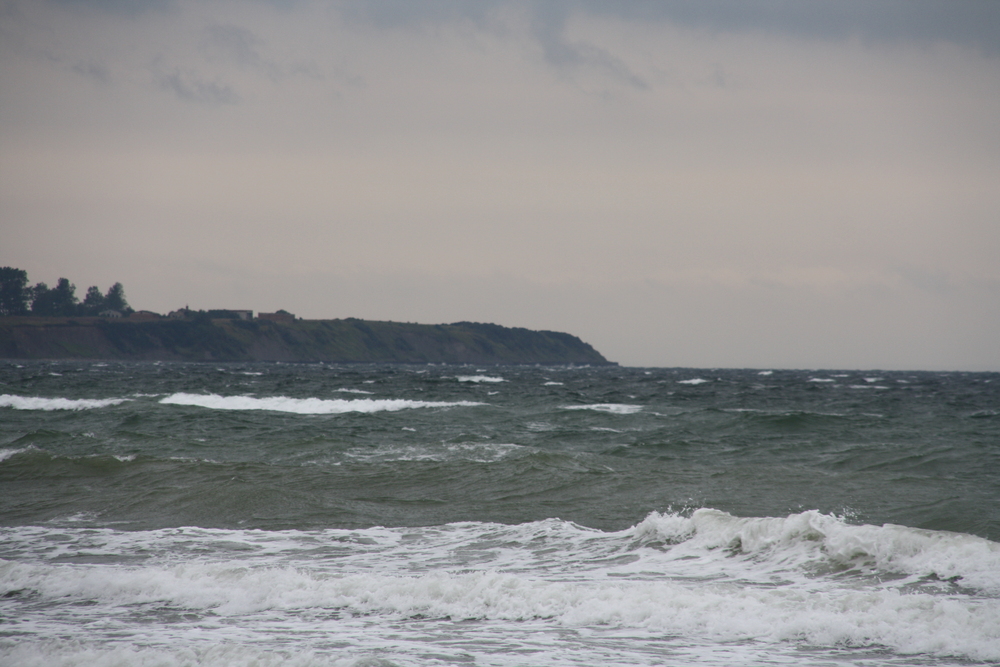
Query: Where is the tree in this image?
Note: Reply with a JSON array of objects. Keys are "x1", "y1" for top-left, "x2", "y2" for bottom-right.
[
  {"x1": 103, "y1": 282, "x2": 131, "y2": 314},
  {"x1": 31, "y1": 278, "x2": 78, "y2": 316},
  {"x1": 30, "y1": 282, "x2": 51, "y2": 315},
  {"x1": 0, "y1": 267, "x2": 30, "y2": 315},
  {"x1": 79, "y1": 286, "x2": 106, "y2": 315}
]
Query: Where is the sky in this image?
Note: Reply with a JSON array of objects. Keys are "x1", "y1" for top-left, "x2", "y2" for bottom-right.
[{"x1": 2, "y1": 0, "x2": 999, "y2": 370}]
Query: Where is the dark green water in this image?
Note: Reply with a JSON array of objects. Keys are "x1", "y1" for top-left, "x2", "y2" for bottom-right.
[{"x1": 3, "y1": 362, "x2": 998, "y2": 537}]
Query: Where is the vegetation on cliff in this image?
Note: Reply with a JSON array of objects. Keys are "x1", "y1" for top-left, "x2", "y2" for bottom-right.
[
  {"x1": 0, "y1": 317, "x2": 612, "y2": 365},
  {"x1": 0, "y1": 267, "x2": 131, "y2": 317},
  {"x1": 0, "y1": 266, "x2": 611, "y2": 364}
]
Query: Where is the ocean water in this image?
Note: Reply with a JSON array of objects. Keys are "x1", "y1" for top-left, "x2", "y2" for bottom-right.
[{"x1": 1, "y1": 361, "x2": 999, "y2": 666}]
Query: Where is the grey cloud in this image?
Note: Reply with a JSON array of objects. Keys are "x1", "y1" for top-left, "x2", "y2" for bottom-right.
[
  {"x1": 338, "y1": 0, "x2": 1000, "y2": 55},
  {"x1": 580, "y1": 0, "x2": 1000, "y2": 55},
  {"x1": 342, "y1": 0, "x2": 647, "y2": 89},
  {"x1": 201, "y1": 23, "x2": 324, "y2": 83},
  {"x1": 202, "y1": 24, "x2": 270, "y2": 72},
  {"x1": 529, "y1": 5, "x2": 647, "y2": 89},
  {"x1": 71, "y1": 60, "x2": 110, "y2": 83},
  {"x1": 47, "y1": 0, "x2": 174, "y2": 15},
  {"x1": 151, "y1": 64, "x2": 240, "y2": 105},
  {"x1": 337, "y1": 0, "x2": 504, "y2": 30}
]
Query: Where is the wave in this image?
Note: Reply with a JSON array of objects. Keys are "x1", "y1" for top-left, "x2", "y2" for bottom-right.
[
  {"x1": 456, "y1": 375, "x2": 505, "y2": 383},
  {"x1": 562, "y1": 404, "x2": 642, "y2": 415},
  {"x1": 0, "y1": 447, "x2": 28, "y2": 462},
  {"x1": 3, "y1": 515, "x2": 998, "y2": 662},
  {"x1": 631, "y1": 509, "x2": 1000, "y2": 593},
  {"x1": 158, "y1": 393, "x2": 485, "y2": 414},
  {"x1": 0, "y1": 395, "x2": 130, "y2": 411},
  {"x1": 3, "y1": 511, "x2": 999, "y2": 662}
]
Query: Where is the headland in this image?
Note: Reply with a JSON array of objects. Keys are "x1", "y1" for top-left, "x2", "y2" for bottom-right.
[{"x1": 0, "y1": 316, "x2": 613, "y2": 365}]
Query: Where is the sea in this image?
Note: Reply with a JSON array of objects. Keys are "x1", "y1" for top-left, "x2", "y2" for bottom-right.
[{"x1": 1, "y1": 360, "x2": 998, "y2": 666}]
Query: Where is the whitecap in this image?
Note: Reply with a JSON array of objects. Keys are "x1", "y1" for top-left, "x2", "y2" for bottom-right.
[
  {"x1": 344, "y1": 442, "x2": 525, "y2": 463},
  {"x1": 0, "y1": 395, "x2": 131, "y2": 410},
  {"x1": 563, "y1": 404, "x2": 642, "y2": 415},
  {"x1": 159, "y1": 393, "x2": 485, "y2": 414},
  {"x1": 456, "y1": 375, "x2": 505, "y2": 383},
  {"x1": 0, "y1": 447, "x2": 29, "y2": 462}
]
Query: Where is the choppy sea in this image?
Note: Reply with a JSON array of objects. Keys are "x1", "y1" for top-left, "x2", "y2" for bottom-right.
[{"x1": 1, "y1": 361, "x2": 998, "y2": 666}]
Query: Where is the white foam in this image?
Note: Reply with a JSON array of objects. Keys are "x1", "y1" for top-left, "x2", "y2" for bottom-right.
[
  {"x1": 757, "y1": 370, "x2": 773, "y2": 375},
  {"x1": 677, "y1": 378, "x2": 709, "y2": 385},
  {"x1": 544, "y1": 381, "x2": 564, "y2": 386},
  {"x1": 0, "y1": 395, "x2": 130, "y2": 410},
  {"x1": 336, "y1": 388, "x2": 374, "y2": 394},
  {"x1": 633, "y1": 509, "x2": 1000, "y2": 593},
  {"x1": 159, "y1": 393, "x2": 484, "y2": 414},
  {"x1": 562, "y1": 404, "x2": 642, "y2": 415},
  {"x1": 4, "y1": 513, "x2": 1000, "y2": 664},
  {"x1": 5, "y1": 542, "x2": 997, "y2": 662},
  {"x1": 0, "y1": 447, "x2": 29, "y2": 462},
  {"x1": 0, "y1": 643, "x2": 352, "y2": 667},
  {"x1": 456, "y1": 375, "x2": 505, "y2": 383},
  {"x1": 808, "y1": 378, "x2": 835, "y2": 383},
  {"x1": 344, "y1": 442, "x2": 526, "y2": 463}
]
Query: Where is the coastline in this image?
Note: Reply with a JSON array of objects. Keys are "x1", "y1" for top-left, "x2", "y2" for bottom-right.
[{"x1": 0, "y1": 316, "x2": 613, "y2": 365}]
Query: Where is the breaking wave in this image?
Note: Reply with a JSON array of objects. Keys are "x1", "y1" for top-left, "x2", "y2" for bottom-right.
[
  {"x1": 159, "y1": 393, "x2": 485, "y2": 414},
  {"x1": 0, "y1": 395, "x2": 130, "y2": 411}
]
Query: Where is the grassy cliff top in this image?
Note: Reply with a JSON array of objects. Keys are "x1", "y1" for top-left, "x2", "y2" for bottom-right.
[{"x1": 0, "y1": 316, "x2": 613, "y2": 365}]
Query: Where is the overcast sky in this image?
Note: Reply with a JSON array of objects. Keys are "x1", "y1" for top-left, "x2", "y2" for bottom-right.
[{"x1": 2, "y1": 0, "x2": 998, "y2": 370}]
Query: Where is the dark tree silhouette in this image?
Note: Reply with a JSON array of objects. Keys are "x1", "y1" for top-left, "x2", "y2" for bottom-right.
[
  {"x1": 0, "y1": 267, "x2": 30, "y2": 316},
  {"x1": 31, "y1": 278, "x2": 78, "y2": 316},
  {"x1": 80, "y1": 286, "x2": 106, "y2": 315},
  {"x1": 103, "y1": 282, "x2": 131, "y2": 314}
]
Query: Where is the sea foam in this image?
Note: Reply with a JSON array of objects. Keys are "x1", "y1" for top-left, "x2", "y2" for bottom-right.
[
  {"x1": 562, "y1": 404, "x2": 642, "y2": 415},
  {"x1": 159, "y1": 393, "x2": 484, "y2": 414},
  {"x1": 0, "y1": 395, "x2": 130, "y2": 410}
]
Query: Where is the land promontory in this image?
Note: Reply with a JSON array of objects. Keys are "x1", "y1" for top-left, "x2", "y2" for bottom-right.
[{"x1": 0, "y1": 316, "x2": 613, "y2": 365}]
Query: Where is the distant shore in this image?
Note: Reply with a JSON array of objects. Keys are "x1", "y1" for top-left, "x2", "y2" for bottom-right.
[{"x1": 0, "y1": 316, "x2": 613, "y2": 365}]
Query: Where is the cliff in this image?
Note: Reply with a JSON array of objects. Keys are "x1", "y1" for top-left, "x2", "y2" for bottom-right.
[{"x1": 0, "y1": 317, "x2": 613, "y2": 365}]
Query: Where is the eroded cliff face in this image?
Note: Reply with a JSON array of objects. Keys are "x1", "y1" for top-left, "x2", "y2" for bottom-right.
[{"x1": 0, "y1": 317, "x2": 613, "y2": 365}]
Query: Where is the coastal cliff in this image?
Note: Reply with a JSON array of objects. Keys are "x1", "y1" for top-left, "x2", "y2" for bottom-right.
[{"x1": 0, "y1": 317, "x2": 613, "y2": 365}]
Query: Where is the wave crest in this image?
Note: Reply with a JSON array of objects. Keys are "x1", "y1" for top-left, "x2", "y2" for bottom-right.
[
  {"x1": 159, "y1": 393, "x2": 485, "y2": 414},
  {"x1": 0, "y1": 395, "x2": 130, "y2": 411}
]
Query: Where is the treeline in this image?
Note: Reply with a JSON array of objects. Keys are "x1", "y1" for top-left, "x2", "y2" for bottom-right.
[{"x1": 0, "y1": 267, "x2": 132, "y2": 317}]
